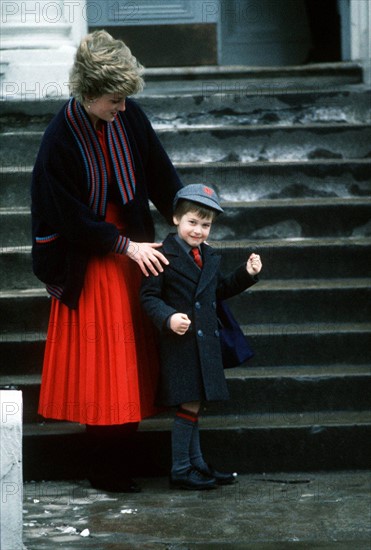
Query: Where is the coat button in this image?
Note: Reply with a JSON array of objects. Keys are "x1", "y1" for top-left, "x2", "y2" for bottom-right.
[
  {"x1": 212, "y1": 301, "x2": 217, "y2": 309},
  {"x1": 214, "y1": 330, "x2": 220, "y2": 337},
  {"x1": 197, "y1": 330, "x2": 204, "y2": 337},
  {"x1": 195, "y1": 302, "x2": 201, "y2": 309}
]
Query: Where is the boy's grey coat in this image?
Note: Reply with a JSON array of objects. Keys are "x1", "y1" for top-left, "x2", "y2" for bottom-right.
[{"x1": 140, "y1": 234, "x2": 257, "y2": 406}]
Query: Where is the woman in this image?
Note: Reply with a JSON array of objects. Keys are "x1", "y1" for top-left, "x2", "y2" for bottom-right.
[{"x1": 31, "y1": 30, "x2": 182, "y2": 492}]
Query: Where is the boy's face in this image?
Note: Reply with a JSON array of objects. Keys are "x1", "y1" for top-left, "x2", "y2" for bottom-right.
[{"x1": 173, "y1": 210, "x2": 213, "y2": 248}]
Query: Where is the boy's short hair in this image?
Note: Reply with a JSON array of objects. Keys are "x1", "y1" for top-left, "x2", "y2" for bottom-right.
[{"x1": 174, "y1": 199, "x2": 218, "y2": 221}]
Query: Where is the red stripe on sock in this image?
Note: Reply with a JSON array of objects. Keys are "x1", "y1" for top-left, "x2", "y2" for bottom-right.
[{"x1": 176, "y1": 408, "x2": 198, "y2": 423}]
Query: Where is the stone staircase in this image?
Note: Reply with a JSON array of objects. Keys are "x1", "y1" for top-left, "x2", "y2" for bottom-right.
[{"x1": 1, "y1": 63, "x2": 370, "y2": 480}]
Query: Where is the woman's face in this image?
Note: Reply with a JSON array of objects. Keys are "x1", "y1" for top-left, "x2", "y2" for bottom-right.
[{"x1": 85, "y1": 93, "x2": 126, "y2": 124}]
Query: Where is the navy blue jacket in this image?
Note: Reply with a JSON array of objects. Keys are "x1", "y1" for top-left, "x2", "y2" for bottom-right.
[
  {"x1": 140, "y1": 234, "x2": 257, "y2": 406},
  {"x1": 31, "y1": 98, "x2": 182, "y2": 308}
]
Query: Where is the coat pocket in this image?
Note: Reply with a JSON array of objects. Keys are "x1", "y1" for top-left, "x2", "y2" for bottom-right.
[{"x1": 32, "y1": 233, "x2": 68, "y2": 285}]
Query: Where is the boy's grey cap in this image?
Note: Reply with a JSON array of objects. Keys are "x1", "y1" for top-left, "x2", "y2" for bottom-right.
[{"x1": 173, "y1": 184, "x2": 223, "y2": 213}]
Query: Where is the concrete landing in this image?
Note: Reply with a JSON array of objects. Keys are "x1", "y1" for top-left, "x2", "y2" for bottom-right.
[{"x1": 22, "y1": 471, "x2": 370, "y2": 549}]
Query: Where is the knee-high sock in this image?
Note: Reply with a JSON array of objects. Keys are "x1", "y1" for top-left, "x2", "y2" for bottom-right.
[
  {"x1": 171, "y1": 408, "x2": 198, "y2": 475},
  {"x1": 190, "y1": 420, "x2": 209, "y2": 471}
]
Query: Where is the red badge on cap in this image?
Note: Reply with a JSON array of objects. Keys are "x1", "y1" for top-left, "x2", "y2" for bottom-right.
[{"x1": 203, "y1": 186, "x2": 213, "y2": 195}]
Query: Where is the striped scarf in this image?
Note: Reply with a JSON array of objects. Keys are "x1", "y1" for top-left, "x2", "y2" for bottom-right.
[{"x1": 64, "y1": 98, "x2": 136, "y2": 217}]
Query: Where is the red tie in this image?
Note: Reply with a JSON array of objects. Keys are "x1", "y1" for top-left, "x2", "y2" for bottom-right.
[{"x1": 191, "y1": 247, "x2": 203, "y2": 268}]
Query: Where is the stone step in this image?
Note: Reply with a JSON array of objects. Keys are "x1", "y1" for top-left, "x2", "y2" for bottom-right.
[
  {"x1": 155, "y1": 124, "x2": 371, "y2": 163},
  {"x1": 229, "y1": 279, "x2": 371, "y2": 324},
  {"x1": 0, "y1": 131, "x2": 43, "y2": 167},
  {"x1": 22, "y1": 409, "x2": 371, "y2": 480},
  {"x1": 140, "y1": 62, "x2": 364, "y2": 95},
  {"x1": 1, "y1": 238, "x2": 370, "y2": 289},
  {"x1": 154, "y1": 197, "x2": 371, "y2": 241},
  {"x1": 137, "y1": 412, "x2": 371, "y2": 474},
  {"x1": 2, "y1": 160, "x2": 370, "y2": 209},
  {"x1": 212, "y1": 365, "x2": 371, "y2": 416},
  {"x1": 2, "y1": 86, "x2": 370, "y2": 129},
  {"x1": 137, "y1": 87, "x2": 371, "y2": 127},
  {"x1": 0, "y1": 63, "x2": 364, "y2": 116},
  {"x1": 177, "y1": 160, "x2": 371, "y2": 201},
  {"x1": 4, "y1": 363, "x2": 370, "y2": 424},
  {"x1": 1, "y1": 324, "x2": 370, "y2": 379},
  {"x1": 1, "y1": 279, "x2": 370, "y2": 336},
  {"x1": 246, "y1": 322, "x2": 371, "y2": 367},
  {"x1": 2, "y1": 123, "x2": 370, "y2": 167},
  {"x1": 2, "y1": 197, "x2": 371, "y2": 247},
  {"x1": 216, "y1": 238, "x2": 371, "y2": 280},
  {"x1": 0, "y1": 289, "x2": 50, "y2": 333},
  {"x1": 0, "y1": 167, "x2": 32, "y2": 208}
]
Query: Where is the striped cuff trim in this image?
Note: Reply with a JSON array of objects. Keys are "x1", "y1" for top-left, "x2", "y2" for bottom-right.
[
  {"x1": 46, "y1": 284, "x2": 64, "y2": 300},
  {"x1": 35, "y1": 233, "x2": 59, "y2": 244},
  {"x1": 113, "y1": 235, "x2": 130, "y2": 255}
]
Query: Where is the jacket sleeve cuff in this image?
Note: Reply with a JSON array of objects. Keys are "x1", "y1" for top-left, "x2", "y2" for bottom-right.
[{"x1": 113, "y1": 235, "x2": 130, "y2": 255}]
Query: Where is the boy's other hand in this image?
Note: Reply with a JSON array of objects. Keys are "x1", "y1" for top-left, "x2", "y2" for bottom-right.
[
  {"x1": 247, "y1": 253, "x2": 262, "y2": 276},
  {"x1": 170, "y1": 313, "x2": 191, "y2": 335}
]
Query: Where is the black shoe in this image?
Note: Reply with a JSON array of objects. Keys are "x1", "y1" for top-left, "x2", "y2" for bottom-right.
[
  {"x1": 196, "y1": 464, "x2": 238, "y2": 485},
  {"x1": 88, "y1": 473, "x2": 141, "y2": 493},
  {"x1": 170, "y1": 467, "x2": 217, "y2": 490}
]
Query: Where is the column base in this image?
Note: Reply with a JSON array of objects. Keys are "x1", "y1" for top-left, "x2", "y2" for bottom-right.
[{"x1": 0, "y1": 390, "x2": 23, "y2": 550}]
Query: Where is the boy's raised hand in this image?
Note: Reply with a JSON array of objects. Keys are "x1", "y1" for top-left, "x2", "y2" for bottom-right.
[
  {"x1": 169, "y1": 313, "x2": 191, "y2": 335},
  {"x1": 246, "y1": 253, "x2": 262, "y2": 276}
]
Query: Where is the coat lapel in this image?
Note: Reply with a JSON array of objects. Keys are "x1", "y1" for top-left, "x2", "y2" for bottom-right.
[
  {"x1": 162, "y1": 234, "x2": 200, "y2": 285},
  {"x1": 196, "y1": 243, "x2": 221, "y2": 296},
  {"x1": 162, "y1": 235, "x2": 221, "y2": 291}
]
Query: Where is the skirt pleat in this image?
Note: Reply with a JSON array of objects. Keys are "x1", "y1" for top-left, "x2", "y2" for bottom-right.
[{"x1": 38, "y1": 206, "x2": 162, "y2": 425}]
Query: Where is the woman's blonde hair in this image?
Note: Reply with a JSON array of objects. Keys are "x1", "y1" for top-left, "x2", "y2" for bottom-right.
[{"x1": 69, "y1": 30, "x2": 144, "y2": 102}]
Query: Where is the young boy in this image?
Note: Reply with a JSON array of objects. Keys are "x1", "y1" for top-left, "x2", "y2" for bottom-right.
[{"x1": 140, "y1": 184, "x2": 262, "y2": 490}]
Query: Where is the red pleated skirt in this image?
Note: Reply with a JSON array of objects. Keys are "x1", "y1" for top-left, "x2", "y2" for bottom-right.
[{"x1": 38, "y1": 203, "x2": 162, "y2": 425}]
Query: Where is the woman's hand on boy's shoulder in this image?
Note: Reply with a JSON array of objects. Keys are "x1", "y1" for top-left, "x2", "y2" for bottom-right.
[
  {"x1": 126, "y1": 241, "x2": 169, "y2": 277},
  {"x1": 246, "y1": 253, "x2": 262, "y2": 276}
]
